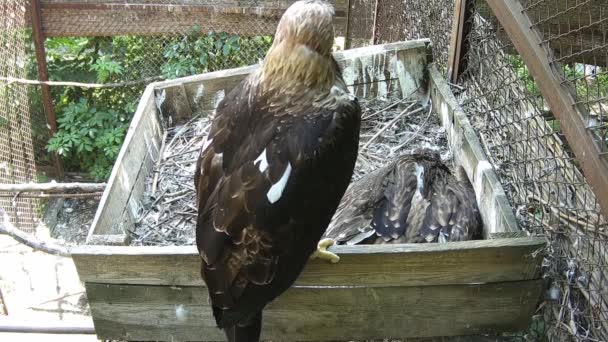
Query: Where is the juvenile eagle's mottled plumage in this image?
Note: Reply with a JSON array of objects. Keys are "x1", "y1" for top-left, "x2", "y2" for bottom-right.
[
  {"x1": 194, "y1": 1, "x2": 361, "y2": 342},
  {"x1": 324, "y1": 149, "x2": 483, "y2": 245}
]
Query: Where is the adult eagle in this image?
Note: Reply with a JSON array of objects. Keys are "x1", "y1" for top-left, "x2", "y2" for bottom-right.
[
  {"x1": 324, "y1": 149, "x2": 483, "y2": 245},
  {"x1": 194, "y1": 1, "x2": 361, "y2": 341}
]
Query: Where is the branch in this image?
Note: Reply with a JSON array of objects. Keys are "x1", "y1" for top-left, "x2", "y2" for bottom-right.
[
  {"x1": 0, "y1": 192, "x2": 104, "y2": 199},
  {"x1": 0, "y1": 182, "x2": 105, "y2": 193},
  {"x1": 0, "y1": 76, "x2": 163, "y2": 89},
  {"x1": 0, "y1": 208, "x2": 70, "y2": 257}
]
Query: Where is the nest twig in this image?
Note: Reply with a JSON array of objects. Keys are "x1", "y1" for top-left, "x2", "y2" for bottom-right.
[{"x1": 132, "y1": 93, "x2": 449, "y2": 246}]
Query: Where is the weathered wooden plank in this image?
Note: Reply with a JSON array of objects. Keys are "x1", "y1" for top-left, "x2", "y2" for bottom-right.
[
  {"x1": 85, "y1": 279, "x2": 542, "y2": 341},
  {"x1": 486, "y1": 0, "x2": 608, "y2": 217},
  {"x1": 429, "y1": 65, "x2": 519, "y2": 237},
  {"x1": 72, "y1": 237, "x2": 545, "y2": 287},
  {"x1": 447, "y1": 0, "x2": 474, "y2": 83},
  {"x1": 87, "y1": 85, "x2": 162, "y2": 241},
  {"x1": 39, "y1": 0, "x2": 348, "y2": 37},
  {"x1": 156, "y1": 40, "x2": 432, "y2": 124}
]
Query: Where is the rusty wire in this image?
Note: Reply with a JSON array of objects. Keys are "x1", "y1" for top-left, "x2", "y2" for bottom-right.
[{"x1": 0, "y1": 1, "x2": 39, "y2": 233}]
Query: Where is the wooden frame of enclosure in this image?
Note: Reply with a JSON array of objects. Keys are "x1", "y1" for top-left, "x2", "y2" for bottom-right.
[
  {"x1": 38, "y1": 0, "x2": 349, "y2": 37},
  {"x1": 75, "y1": 41, "x2": 545, "y2": 341}
]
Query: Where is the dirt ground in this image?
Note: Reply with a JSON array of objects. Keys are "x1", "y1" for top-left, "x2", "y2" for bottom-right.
[
  {"x1": 0, "y1": 198, "x2": 99, "y2": 341},
  {"x1": 51, "y1": 198, "x2": 100, "y2": 244}
]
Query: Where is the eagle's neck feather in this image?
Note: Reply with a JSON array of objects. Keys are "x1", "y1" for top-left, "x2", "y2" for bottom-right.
[{"x1": 260, "y1": 41, "x2": 337, "y2": 94}]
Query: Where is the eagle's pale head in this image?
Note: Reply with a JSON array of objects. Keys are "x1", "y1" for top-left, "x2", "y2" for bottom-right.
[
  {"x1": 273, "y1": 0, "x2": 335, "y2": 56},
  {"x1": 261, "y1": 0, "x2": 339, "y2": 92}
]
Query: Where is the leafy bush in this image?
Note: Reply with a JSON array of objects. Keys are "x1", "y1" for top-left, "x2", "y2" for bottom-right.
[
  {"x1": 161, "y1": 29, "x2": 272, "y2": 78},
  {"x1": 39, "y1": 30, "x2": 272, "y2": 181},
  {"x1": 47, "y1": 99, "x2": 131, "y2": 180}
]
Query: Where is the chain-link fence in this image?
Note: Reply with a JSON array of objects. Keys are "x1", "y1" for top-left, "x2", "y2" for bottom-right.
[
  {"x1": 374, "y1": 0, "x2": 455, "y2": 74},
  {"x1": 522, "y1": 0, "x2": 607, "y2": 160},
  {"x1": 29, "y1": 0, "x2": 284, "y2": 183},
  {"x1": 2, "y1": 0, "x2": 350, "y2": 230},
  {"x1": 350, "y1": 0, "x2": 608, "y2": 340},
  {"x1": 458, "y1": 1, "x2": 607, "y2": 340},
  {"x1": 0, "y1": 1, "x2": 39, "y2": 233}
]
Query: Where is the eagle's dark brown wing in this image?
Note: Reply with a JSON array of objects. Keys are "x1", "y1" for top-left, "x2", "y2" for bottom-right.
[
  {"x1": 418, "y1": 165, "x2": 483, "y2": 242},
  {"x1": 324, "y1": 151, "x2": 482, "y2": 245},
  {"x1": 323, "y1": 162, "x2": 392, "y2": 245},
  {"x1": 195, "y1": 71, "x2": 361, "y2": 329}
]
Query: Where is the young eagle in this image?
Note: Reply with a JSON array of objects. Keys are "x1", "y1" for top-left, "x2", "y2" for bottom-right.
[
  {"x1": 194, "y1": 1, "x2": 361, "y2": 342},
  {"x1": 324, "y1": 149, "x2": 483, "y2": 245}
]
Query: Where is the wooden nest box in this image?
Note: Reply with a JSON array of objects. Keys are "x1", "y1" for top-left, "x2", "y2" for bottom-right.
[{"x1": 73, "y1": 40, "x2": 546, "y2": 341}]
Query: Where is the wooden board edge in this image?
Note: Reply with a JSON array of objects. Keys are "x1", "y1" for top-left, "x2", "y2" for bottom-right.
[
  {"x1": 71, "y1": 236, "x2": 545, "y2": 256},
  {"x1": 152, "y1": 39, "x2": 432, "y2": 90},
  {"x1": 85, "y1": 234, "x2": 130, "y2": 246},
  {"x1": 72, "y1": 236, "x2": 545, "y2": 287},
  {"x1": 84, "y1": 279, "x2": 543, "y2": 341},
  {"x1": 86, "y1": 84, "x2": 157, "y2": 242},
  {"x1": 428, "y1": 65, "x2": 520, "y2": 236}
]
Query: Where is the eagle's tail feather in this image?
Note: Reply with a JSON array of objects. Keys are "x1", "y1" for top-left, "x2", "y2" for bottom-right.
[{"x1": 224, "y1": 310, "x2": 263, "y2": 342}]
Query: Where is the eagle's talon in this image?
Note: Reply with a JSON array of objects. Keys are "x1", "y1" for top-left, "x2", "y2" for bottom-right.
[{"x1": 310, "y1": 238, "x2": 340, "y2": 263}]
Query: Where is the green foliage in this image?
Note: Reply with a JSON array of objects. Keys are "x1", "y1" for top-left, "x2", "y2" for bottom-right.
[
  {"x1": 506, "y1": 54, "x2": 540, "y2": 95},
  {"x1": 160, "y1": 28, "x2": 273, "y2": 78},
  {"x1": 47, "y1": 98, "x2": 128, "y2": 180},
  {"x1": 39, "y1": 30, "x2": 272, "y2": 181}
]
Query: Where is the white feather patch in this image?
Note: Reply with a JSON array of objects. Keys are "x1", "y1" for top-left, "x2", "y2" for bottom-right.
[
  {"x1": 254, "y1": 149, "x2": 269, "y2": 172},
  {"x1": 202, "y1": 137, "x2": 213, "y2": 152},
  {"x1": 267, "y1": 162, "x2": 292, "y2": 203},
  {"x1": 414, "y1": 163, "x2": 425, "y2": 195}
]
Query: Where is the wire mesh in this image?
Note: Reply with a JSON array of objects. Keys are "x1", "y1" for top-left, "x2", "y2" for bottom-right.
[
  {"x1": 0, "y1": 1, "x2": 39, "y2": 233},
  {"x1": 348, "y1": 0, "x2": 608, "y2": 340},
  {"x1": 522, "y1": 0, "x2": 608, "y2": 159},
  {"x1": 345, "y1": 0, "x2": 377, "y2": 49},
  {"x1": 26, "y1": 0, "x2": 279, "y2": 182},
  {"x1": 457, "y1": 1, "x2": 607, "y2": 341},
  {"x1": 374, "y1": 0, "x2": 455, "y2": 74}
]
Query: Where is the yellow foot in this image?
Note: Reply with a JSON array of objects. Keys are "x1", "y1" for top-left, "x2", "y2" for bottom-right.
[{"x1": 310, "y1": 238, "x2": 340, "y2": 263}]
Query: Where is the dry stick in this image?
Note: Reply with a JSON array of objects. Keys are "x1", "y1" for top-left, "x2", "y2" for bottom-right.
[
  {"x1": 136, "y1": 189, "x2": 167, "y2": 224},
  {"x1": 29, "y1": 291, "x2": 85, "y2": 309},
  {"x1": 0, "y1": 208, "x2": 70, "y2": 257},
  {"x1": 0, "y1": 192, "x2": 103, "y2": 199},
  {"x1": 0, "y1": 182, "x2": 105, "y2": 193},
  {"x1": 362, "y1": 87, "x2": 421, "y2": 120},
  {"x1": 0, "y1": 288, "x2": 7, "y2": 315},
  {"x1": 361, "y1": 102, "x2": 417, "y2": 150},
  {"x1": 164, "y1": 194, "x2": 191, "y2": 205},
  {"x1": 165, "y1": 113, "x2": 204, "y2": 151},
  {"x1": 362, "y1": 98, "x2": 414, "y2": 120},
  {"x1": 165, "y1": 189, "x2": 190, "y2": 198},
  {"x1": 391, "y1": 103, "x2": 434, "y2": 152},
  {"x1": 152, "y1": 131, "x2": 169, "y2": 196},
  {"x1": 163, "y1": 147, "x2": 201, "y2": 161},
  {"x1": 0, "y1": 76, "x2": 162, "y2": 88}
]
